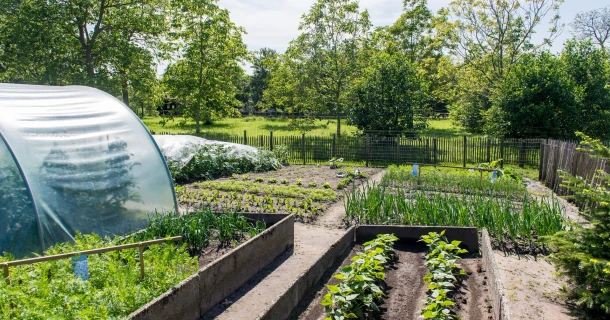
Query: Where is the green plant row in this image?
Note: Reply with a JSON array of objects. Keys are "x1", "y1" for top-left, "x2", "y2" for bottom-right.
[
  {"x1": 167, "y1": 144, "x2": 280, "y2": 182},
  {"x1": 135, "y1": 209, "x2": 266, "y2": 253},
  {"x1": 381, "y1": 165, "x2": 527, "y2": 199},
  {"x1": 420, "y1": 231, "x2": 468, "y2": 320},
  {"x1": 190, "y1": 180, "x2": 337, "y2": 201},
  {"x1": 177, "y1": 188, "x2": 325, "y2": 218},
  {"x1": 345, "y1": 183, "x2": 566, "y2": 243},
  {"x1": 321, "y1": 234, "x2": 398, "y2": 320},
  {"x1": 0, "y1": 210, "x2": 266, "y2": 319}
]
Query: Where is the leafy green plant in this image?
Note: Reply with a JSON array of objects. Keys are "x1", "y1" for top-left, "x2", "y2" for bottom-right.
[
  {"x1": 268, "y1": 178, "x2": 277, "y2": 184},
  {"x1": 242, "y1": 174, "x2": 250, "y2": 180},
  {"x1": 273, "y1": 145, "x2": 291, "y2": 164},
  {"x1": 166, "y1": 144, "x2": 280, "y2": 181},
  {"x1": 329, "y1": 157, "x2": 344, "y2": 169},
  {"x1": 308, "y1": 180, "x2": 318, "y2": 187},
  {"x1": 296, "y1": 178, "x2": 303, "y2": 186},
  {"x1": 337, "y1": 177, "x2": 353, "y2": 190},
  {"x1": 321, "y1": 234, "x2": 398, "y2": 319},
  {"x1": 255, "y1": 177, "x2": 264, "y2": 183},
  {"x1": 281, "y1": 179, "x2": 289, "y2": 185},
  {"x1": 545, "y1": 133, "x2": 610, "y2": 317},
  {"x1": 419, "y1": 231, "x2": 468, "y2": 320},
  {"x1": 322, "y1": 182, "x2": 332, "y2": 189}
]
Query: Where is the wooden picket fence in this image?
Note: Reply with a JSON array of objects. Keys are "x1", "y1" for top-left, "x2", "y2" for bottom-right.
[
  {"x1": 539, "y1": 140, "x2": 609, "y2": 208},
  {"x1": 152, "y1": 130, "x2": 543, "y2": 168}
]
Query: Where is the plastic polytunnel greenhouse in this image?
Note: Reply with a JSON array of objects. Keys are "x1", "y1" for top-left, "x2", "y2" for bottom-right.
[{"x1": 0, "y1": 84, "x2": 177, "y2": 258}]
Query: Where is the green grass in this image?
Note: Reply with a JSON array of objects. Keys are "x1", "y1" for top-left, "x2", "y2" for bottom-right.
[{"x1": 143, "y1": 116, "x2": 358, "y2": 137}]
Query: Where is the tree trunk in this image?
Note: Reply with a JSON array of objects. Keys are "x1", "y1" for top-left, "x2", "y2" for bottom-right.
[
  {"x1": 120, "y1": 70, "x2": 129, "y2": 107},
  {"x1": 336, "y1": 112, "x2": 341, "y2": 137}
]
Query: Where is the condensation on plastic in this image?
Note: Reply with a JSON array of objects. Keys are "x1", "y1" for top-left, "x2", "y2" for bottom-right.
[
  {"x1": 153, "y1": 135, "x2": 263, "y2": 171},
  {"x1": 0, "y1": 84, "x2": 177, "y2": 257}
]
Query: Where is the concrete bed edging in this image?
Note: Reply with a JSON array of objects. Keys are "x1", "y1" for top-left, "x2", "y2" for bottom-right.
[
  {"x1": 257, "y1": 226, "x2": 356, "y2": 320},
  {"x1": 256, "y1": 225, "x2": 480, "y2": 320},
  {"x1": 481, "y1": 228, "x2": 512, "y2": 320},
  {"x1": 129, "y1": 214, "x2": 295, "y2": 320}
]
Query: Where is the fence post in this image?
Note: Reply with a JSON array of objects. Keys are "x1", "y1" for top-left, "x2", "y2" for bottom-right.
[
  {"x1": 519, "y1": 139, "x2": 525, "y2": 168},
  {"x1": 3, "y1": 263, "x2": 9, "y2": 284},
  {"x1": 539, "y1": 140, "x2": 545, "y2": 181},
  {"x1": 243, "y1": 130, "x2": 247, "y2": 145},
  {"x1": 302, "y1": 133, "x2": 306, "y2": 165},
  {"x1": 463, "y1": 135, "x2": 467, "y2": 168},
  {"x1": 500, "y1": 137, "x2": 505, "y2": 169},
  {"x1": 433, "y1": 138, "x2": 438, "y2": 165},
  {"x1": 365, "y1": 134, "x2": 370, "y2": 167},
  {"x1": 270, "y1": 132, "x2": 274, "y2": 151},
  {"x1": 487, "y1": 138, "x2": 491, "y2": 163},
  {"x1": 332, "y1": 134, "x2": 336, "y2": 158}
]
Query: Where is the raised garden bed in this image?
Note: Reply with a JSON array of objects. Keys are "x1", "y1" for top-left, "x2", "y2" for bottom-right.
[
  {"x1": 128, "y1": 213, "x2": 294, "y2": 320},
  {"x1": 250, "y1": 226, "x2": 500, "y2": 320},
  {"x1": 176, "y1": 165, "x2": 381, "y2": 221}
]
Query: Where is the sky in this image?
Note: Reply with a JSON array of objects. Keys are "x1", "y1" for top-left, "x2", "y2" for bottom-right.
[{"x1": 216, "y1": 0, "x2": 609, "y2": 73}]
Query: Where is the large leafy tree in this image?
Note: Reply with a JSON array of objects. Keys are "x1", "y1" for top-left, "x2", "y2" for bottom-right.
[
  {"x1": 446, "y1": 0, "x2": 564, "y2": 132},
  {"x1": 278, "y1": 0, "x2": 372, "y2": 137},
  {"x1": 163, "y1": 0, "x2": 248, "y2": 133},
  {"x1": 561, "y1": 40, "x2": 610, "y2": 139},
  {"x1": 490, "y1": 52, "x2": 577, "y2": 138},
  {"x1": 349, "y1": 52, "x2": 429, "y2": 132},
  {"x1": 0, "y1": 0, "x2": 168, "y2": 110},
  {"x1": 249, "y1": 48, "x2": 278, "y2": 112}
]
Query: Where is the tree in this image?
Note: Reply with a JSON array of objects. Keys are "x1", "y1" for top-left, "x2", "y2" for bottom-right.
[
  {"x1": 283, "y1": 0, "x2": 371, "y2": 137},
  {"x1": 349, "y1": 52, "x2": 429, "y2": 132},
  {"x1": 163, "y1": 0, "x2": 248, "y2": 133},
  {"x1": 561, "y1": 40, "x2": 610, "y2": 140},
  {"x1": 386, "y1": 0, "x2": 437, "y2": 62},
  {"x1": 249, "y1": 48, "x2": 278, "y2": 112},
  {"x1": 445, "y1": 0, "x2": 564, "y2": 132},
  {"x1": 572, "y1": 6, "x2": 610, "y2": 50},
  {"x1": 491, "y1": 52, "x2": 578, "y2": 138},
  {"x1": 0, "y1": 0, "x2": 168, "y2": 109}
]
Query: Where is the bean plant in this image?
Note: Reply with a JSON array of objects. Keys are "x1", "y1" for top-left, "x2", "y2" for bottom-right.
[{"x1": 321, "y1": 234, "x2": 398, "y2": 319}]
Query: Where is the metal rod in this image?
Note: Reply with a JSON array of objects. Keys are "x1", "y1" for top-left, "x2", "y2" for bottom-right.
[{"x1": 3, "y1": 236, "x2": 182, "y2": 268}]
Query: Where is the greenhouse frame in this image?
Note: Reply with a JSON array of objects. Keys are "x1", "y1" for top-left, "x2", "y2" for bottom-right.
[{"x1": 0, "y1": 84, "x2": 177, "y2": 258}]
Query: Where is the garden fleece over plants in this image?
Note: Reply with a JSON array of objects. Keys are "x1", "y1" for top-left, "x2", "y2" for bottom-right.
[{"x1": 0, "y1": 84, "x2": 177, "y2": 258}]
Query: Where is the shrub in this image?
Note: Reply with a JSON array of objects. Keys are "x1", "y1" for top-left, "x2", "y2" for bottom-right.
[{"x1": 545, "y1": 133, "x2": 610, "y2": 317}]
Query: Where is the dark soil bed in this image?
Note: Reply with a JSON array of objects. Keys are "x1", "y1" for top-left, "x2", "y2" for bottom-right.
[{"x1": 291, "y1": 243, "x2": 492, "y2": 320}]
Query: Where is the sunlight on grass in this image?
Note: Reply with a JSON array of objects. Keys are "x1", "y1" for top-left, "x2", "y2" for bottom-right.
[{"x1": 143, "y1": 116, "x2": 359, "y2": 137}]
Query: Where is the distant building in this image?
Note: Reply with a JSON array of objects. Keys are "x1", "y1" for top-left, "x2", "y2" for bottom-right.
[{"x1": 158, "y1": 98, "x2": 182, "y2": 116}]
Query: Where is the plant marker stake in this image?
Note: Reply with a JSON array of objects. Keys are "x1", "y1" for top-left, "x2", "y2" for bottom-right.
[
  {"x1": 139, "y1": 243, "x2": 145, "y2": 279},
  {"x1": 491, "y1": 171, "x2": 497, "y2": 183},
  {"x1": 2, "y1": 263, "x2": 8, "y2": 284}
]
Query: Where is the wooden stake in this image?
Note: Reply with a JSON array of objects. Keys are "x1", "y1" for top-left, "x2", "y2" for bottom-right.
[
  {"x1": 138, "y1": 243, "x2": 145, "y2": 279},
  {"x1": 3, "y1": 263, "x2": 9, "y2": 284}
]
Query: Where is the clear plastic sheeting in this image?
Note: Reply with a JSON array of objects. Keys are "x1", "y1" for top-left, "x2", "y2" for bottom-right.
[
  {"x1": 0, "y1": 84, "x2": 177, "y2": 257},
  {"x1": 153, "y1": 135, "x2": 262, "y2": 172}
]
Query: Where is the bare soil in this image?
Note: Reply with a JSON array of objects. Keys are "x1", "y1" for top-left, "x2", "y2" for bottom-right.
[
  {"x1": 291, "y1": 243, "x2": 491, "y2": 320},
  {"x1": 494, "y1": 251, "x2": 576, "y2": 320}
]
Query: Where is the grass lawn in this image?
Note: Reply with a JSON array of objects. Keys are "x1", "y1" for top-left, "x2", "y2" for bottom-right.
[
  {"x1": 143, "y1": 116, "x2": 358, "y2": 137},
  {"x1": 143, "y1": 116, "x2": 477, "y2": 138}
]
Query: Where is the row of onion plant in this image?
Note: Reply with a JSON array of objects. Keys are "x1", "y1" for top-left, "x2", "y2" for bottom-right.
[{"x1": 345, "y1": 183, "x2": 566, "y2": 244}]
